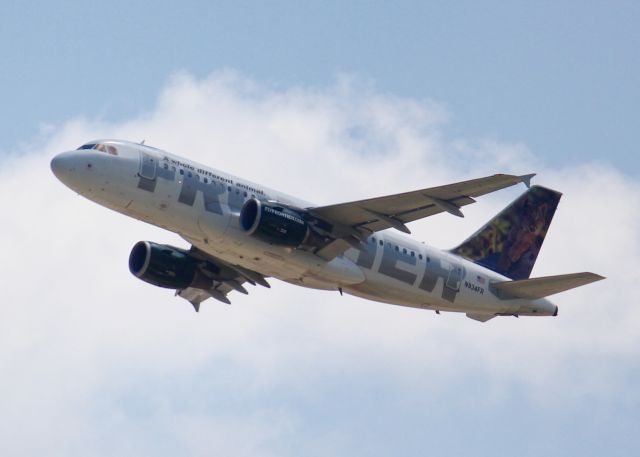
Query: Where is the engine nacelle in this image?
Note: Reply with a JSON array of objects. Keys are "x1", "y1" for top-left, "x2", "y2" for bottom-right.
[
  {"x1": 129, "y1": 241, "x2": 213, "y2": 290},
  {"x1": 240, "y1": 198, "x2": 310, "y2": 247}
]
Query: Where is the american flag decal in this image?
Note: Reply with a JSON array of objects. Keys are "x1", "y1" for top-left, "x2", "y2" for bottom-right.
[{"x1": 477, "y1": 275, "x2": 486, "y2": 285}]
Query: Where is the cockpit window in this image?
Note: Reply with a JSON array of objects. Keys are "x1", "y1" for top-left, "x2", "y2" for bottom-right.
[
  {"x1": 95, "y1": 144, "x2": 118, "y2": 155},
  {"x1": 77, "y1": 143, "x2": 97, "y2": 150},
  {"x1": 76, "y1": 143, "x2": 118, "y2": 155}
]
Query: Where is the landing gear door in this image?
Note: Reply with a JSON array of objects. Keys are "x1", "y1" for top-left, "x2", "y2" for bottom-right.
[{"x1": 139, "y1": 152, "x2": 157, "y2": 180}]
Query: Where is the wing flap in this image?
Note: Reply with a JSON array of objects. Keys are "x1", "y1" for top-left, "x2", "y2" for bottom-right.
[
  {"x1": 177, "y1": 288, "x2": 212, "y2": 312},
  {"x1": 177, "y1": 280, "x2": 240, "y2": 311},
  {"x1": 491, "y1": 272, "x2": 605, "y2": 300},
  {"x1": 172, "y1": 243, "x2": 272, "y2": 311}
]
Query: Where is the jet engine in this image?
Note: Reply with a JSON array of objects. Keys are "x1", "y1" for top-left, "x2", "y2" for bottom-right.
[
  {"x1": 129, "y1": 241, "x2": 216, "y2": 290},
  {"x1": 239, "y1": 198, "x2": 313, "y2": 247}
]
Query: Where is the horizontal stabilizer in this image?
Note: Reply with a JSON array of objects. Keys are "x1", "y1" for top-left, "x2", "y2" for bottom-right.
[{"x1": 492, "y1": 272, "x2": 605, "y2": 300}]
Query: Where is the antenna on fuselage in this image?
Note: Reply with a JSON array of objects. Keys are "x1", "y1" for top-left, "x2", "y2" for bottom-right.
[{"x1": 140, "y1": 139, "x2": 145, "y2": 145}]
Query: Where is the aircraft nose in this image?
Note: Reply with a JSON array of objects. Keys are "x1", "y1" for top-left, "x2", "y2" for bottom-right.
[{"x1": 50, "y1": 151, "x2": 80, "y2": 182}]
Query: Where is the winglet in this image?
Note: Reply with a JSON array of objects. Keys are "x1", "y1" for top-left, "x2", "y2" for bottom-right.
[{"x1": 519, "y1": 173, "x2": 536, "y2": 189}]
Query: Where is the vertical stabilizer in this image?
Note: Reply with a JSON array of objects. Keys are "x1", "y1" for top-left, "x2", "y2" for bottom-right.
[{"x1": 451, "y1": 186, "x2": 561, "y2": 280}]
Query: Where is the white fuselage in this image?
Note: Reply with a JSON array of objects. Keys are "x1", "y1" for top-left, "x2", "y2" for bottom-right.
[{"x1": 51, "y1": 140, "x2": 557, "y2": 318}]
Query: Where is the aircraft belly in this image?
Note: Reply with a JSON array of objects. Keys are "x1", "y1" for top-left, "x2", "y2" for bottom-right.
[
  {"x1": 345, "y1": 267, "x2": 509, "y2": 315},
  {"x1": 188, "y1": 224, "x2": 366, "y2": 287},
  {"x1": 198, "y1": 211, "x2": 231, "y2": 242},
  {"x1": 345, "y1": 270, "x2": 434, "y2": 308},
  {"x1": 188, "y1": 234, "x2": 305, "y2": 280}
]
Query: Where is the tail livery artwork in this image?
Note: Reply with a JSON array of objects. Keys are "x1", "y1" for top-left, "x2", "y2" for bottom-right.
[{"x1": 51, "y1": 140, "x2": 604, "y2": 321}]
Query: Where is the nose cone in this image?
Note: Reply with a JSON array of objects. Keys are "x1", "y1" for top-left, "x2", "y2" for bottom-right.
[{"x1": 50, "y1": 151, "x2": 79, "y2": 183}]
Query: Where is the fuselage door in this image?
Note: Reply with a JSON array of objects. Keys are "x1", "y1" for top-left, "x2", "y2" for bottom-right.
[
  {"x1": 446, "y1": 265, "x2": 463, "y2": 291},
  {"x1": 139, "y1": 152, "x2": 157, "y2": 180}
]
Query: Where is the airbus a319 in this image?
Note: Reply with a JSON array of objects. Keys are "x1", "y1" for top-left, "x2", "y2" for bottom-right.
[{"x1": 51, "y1": 140, "x2": 603, "y2": 322}]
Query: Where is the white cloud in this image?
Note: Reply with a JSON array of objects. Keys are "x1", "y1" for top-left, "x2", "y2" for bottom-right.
[{"x1": 1, "y1": 71, "x2": 637, "y2": 455}]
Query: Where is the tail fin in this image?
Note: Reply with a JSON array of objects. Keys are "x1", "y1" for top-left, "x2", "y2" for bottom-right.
[{"x1": 451, "y1": 185, "x2": 562, "y2": 280}]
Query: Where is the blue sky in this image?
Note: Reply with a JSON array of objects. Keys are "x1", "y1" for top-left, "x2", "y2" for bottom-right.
[
  {"x1": 1, "y1": 2, "x2": 639, "y2": 456},
  {"x1": 2, "y1": 1, "x2": 639, "y2": 171}
]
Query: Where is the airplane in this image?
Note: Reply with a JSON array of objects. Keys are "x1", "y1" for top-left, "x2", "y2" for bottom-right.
[{"x1": 50, "y1": 140, "x2": 604, "y2": 322}]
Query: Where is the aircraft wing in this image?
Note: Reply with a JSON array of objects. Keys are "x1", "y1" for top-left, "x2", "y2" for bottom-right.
[
  {"x1": 175, "y1": 244, "x2": 271, "y2": 311},
  {"x1": 309, "y1": 173, "x2": 534, "y2": 259}
]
